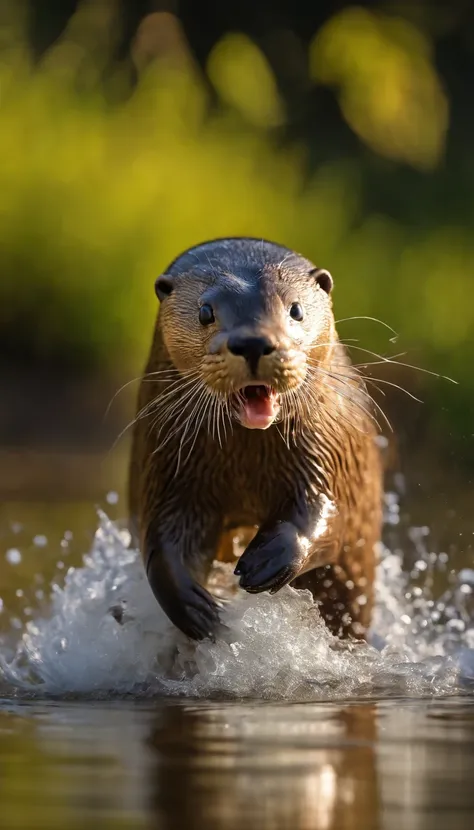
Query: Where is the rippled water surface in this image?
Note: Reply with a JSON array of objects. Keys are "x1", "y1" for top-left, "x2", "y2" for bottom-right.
[
  {"x1": 1, "y1": 697, "x2": 474, "y2": 829},
  {"x1": 0, "y1": 478, "x2": 473, "y2": 827}
]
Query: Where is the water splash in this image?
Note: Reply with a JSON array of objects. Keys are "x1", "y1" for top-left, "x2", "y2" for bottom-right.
[{"x1": 0, "y1": 496, "x2": 473, "y2": 700}]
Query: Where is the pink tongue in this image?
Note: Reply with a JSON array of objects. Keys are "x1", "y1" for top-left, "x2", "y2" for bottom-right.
[{"x1": 242, "y1": 392, "x2": 276, "y2": 429}]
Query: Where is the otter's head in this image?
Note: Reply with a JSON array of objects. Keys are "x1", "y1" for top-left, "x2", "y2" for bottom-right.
[{"x1": 155, "y1": 238, "x2": 335, "y2": 430}]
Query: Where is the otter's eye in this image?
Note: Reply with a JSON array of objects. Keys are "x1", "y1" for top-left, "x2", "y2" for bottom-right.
[
  {"x1": 199, "y1": 304, "x2": 215, "y2": 326},
  {"x1": 289, "y1": 302, "x2": 304, "y2": 322}
]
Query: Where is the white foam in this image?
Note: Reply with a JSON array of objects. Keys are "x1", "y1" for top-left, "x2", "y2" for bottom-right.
[{"x1": 1, "y1": 503, "x2": 473, "y2": 700}]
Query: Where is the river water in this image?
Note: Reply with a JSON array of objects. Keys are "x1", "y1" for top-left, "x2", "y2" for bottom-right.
[
  {"x1": 1, "y1": 696, "x2": 474, "y2": 829},
  {"x1": 0, "y1": 476, "x2": 473, "y2": 828}
]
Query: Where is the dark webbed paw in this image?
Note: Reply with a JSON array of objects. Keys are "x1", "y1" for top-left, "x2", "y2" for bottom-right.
[
  {"x1": 170, "y1": 579, "x2": 221, "y2": 641},
  {"x1": 234, "y1": 522, "x2": 304, "y2": 594},
  {"x1": 147, "y1": 554, "x2": 221, "y2": 641}
]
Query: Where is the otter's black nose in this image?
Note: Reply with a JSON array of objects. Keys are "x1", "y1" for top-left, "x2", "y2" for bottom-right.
[{"x1": 228, "y1": 335, "x2": 275, "y2": 373}]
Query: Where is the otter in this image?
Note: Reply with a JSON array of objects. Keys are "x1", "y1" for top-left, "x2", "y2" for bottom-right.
[{"x1": 128, "y1": 238, "x2": 383, "y2": 641}]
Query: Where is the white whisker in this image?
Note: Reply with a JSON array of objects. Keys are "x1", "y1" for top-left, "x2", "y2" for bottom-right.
[{"x1": 335, "y1": 315, "x2": 399, "y2": 338}]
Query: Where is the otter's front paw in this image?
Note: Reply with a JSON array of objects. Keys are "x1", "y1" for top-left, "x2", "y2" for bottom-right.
[
  {"x1": 158, "y1": 576, "x2": 221, "y2": 641},
  {"x1": 234, "y1": 523, "x2": 303, "y2": 594}
]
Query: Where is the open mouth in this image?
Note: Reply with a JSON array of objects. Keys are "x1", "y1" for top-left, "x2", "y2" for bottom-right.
[{"x1": 233, "y1": 384, "x2": 280, "y2": 430}]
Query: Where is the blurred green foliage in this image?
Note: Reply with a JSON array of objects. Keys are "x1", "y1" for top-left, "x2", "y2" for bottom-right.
[{"x1": 0, "y1": 3, "x2": 472, "y2": 447}]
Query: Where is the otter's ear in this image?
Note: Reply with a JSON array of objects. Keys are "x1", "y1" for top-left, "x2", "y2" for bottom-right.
[
  {"x1": 155, "y1": 275, "x2": 174, "y2": 302},
  {"x1": 310, "y1": 267, "x2": 333, "y2": 294}
]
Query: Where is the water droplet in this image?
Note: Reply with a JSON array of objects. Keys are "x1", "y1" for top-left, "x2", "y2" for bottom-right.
[
  {"x1": 15, "y1": 589, "x2": 23, "y2": 598},
  {"x1": 33, "y1": 534, "x2": 48, "y2": 547},
  {"x1": 6, "y1": 548, "x2": 22, "y2": 565},
  {"x1": 459, "y1": 569, "x2": 474, "y2": 586},
  {"x1": 106, "y1": 491, "x2": 119, "y2": 505},
  {"x1": 10, "y1": 521, "x2": 23, "y2": 534},
  {"x1": 393, "y1": 472, "x2": 406, "y2": 494},
  {"x1": 118, "y1": 529, "x2": 131, "y2": 547},
  {"x1": 447, "y1": 619, "x2": 465, "y2": 632},
  {"x1": 414, "y1": 560, "x2": 428, "y2": 572}
]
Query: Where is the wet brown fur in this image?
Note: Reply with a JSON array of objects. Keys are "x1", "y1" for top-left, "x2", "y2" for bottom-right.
[{"x1": 128, "y1": 238, "x2": 383, "y2": 640}]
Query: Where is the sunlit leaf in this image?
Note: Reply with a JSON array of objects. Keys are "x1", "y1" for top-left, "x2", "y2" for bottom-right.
[
  {"x1": 207, "y1": 33, "x2": 285, "y2": 128},
  {"x1": 310, "y1": 7, "x2": 449, "y2": 170}
]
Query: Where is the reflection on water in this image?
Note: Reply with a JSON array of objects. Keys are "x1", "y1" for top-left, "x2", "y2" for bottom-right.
[{"x1": 1, "y1": 698, "x2": 474, "y2": 830}]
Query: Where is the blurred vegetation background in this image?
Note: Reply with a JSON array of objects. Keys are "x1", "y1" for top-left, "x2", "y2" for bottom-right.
[{"x1": 1, "y1": 0, "x2": 474, "y2": 499}]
